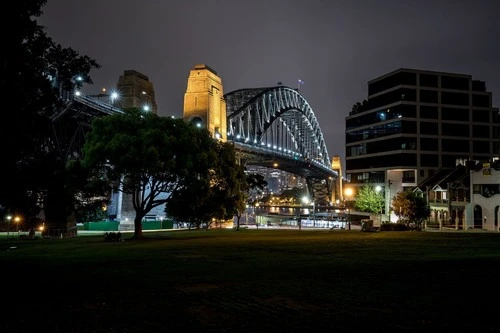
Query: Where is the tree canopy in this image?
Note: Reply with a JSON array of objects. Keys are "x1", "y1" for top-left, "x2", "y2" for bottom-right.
[
  {"x1": 391, "y1": 191, "x2": 430, "y2": 229},
  {"x1": 0, "y1": 0, "x2": 100, "y2": 232},
  {"x1": 82, "y1": 108, "x2": 224, "y2": 239},
  {"x1": 165, "y1": 140, "x2": 248, "y2": 230},
  {"x1": 354, "y1": 185, "x2": 384, "y2": 215}
]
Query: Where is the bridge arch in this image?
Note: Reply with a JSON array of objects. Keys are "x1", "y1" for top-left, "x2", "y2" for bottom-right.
[
  {"x1": 225, "y1": 86, "x2": 330, "y2": 169},
  {"x1": 225, "y1": 86, "x2": 337, "y2": 204}
]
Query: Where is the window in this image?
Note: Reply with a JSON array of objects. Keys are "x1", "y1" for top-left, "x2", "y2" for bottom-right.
[
  {"x1": 472, "y1": 109, "x2": 491, "y2": 122},
  {"x1": 420, "y1": 138, "x2": 438, "y2": 150},
  {"x1": 420, "y1": 90, "x2": 438, "y2": 103},
  {"x1": 472, "y1": 94, "x2": 490, "y2": 107},
  {"x1": 441, "y1": 107, "x2": 469, "y2": 121},
  {"x1": 473, "y1": 141, "x2": 490, "y2": 153},
  {"x1": 420, "y1": 74, "x2": 438, "y2": 88},
  {"x1": 473, "y1": 125, "x2": 490, "y2": 138},
  {"x1": 442, "y1": 139, "x2": 469, "y2": 152},
  {"x1": 420, "y1": 122, "x2": 438, "y2": 135},
  {"x1": 441, "y1": 76, "x2": 469, "y2": 90},
  {"x1": 441, "y1": 92, "x2": 469, "y2": 106},
  {"x1": 420, "y1": 106, "x2": 438, "y2": 119},
  {"x1": 441, "y1": 123, "x2": 469, "y2": 137},
  {"x1": 421, "y1": 154, "x2": 438, "y2": 167},
  {"x1": 482, "y1": 184, "x2": 499, "y2": 198}
]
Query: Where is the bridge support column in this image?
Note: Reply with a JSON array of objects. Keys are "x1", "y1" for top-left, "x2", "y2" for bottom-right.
[{"x1": 183, "y1": 64, "x2": 227, "y2": 142}]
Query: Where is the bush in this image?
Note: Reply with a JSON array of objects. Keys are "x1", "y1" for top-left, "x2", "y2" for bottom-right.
[
  {"x1": 380, "y1": 223, "x2": 409, "y2": 231},
  {"x1": 104, "y1": 232, "x2": 122, "y2": 242}
]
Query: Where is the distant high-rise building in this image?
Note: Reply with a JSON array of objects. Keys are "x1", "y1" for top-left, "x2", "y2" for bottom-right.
[{"x1": 346, "y1": 68, "x2": 500, "y2": 221}]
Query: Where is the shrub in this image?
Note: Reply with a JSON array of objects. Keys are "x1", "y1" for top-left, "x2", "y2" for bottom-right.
[{"x1": 380, "y1": 223, "x2": 409, "y2": 231}]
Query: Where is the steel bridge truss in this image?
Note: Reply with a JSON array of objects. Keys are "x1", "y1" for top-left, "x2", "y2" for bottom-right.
[
  {"x1": 49, "y1": 95, "x2": 124, "y2": 160},
  {"x1": 225, "y1": 86, "x2": 337, "y2": 204}
]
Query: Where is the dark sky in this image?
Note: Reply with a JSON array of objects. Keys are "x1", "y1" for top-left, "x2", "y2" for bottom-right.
[{"x1": 38, "y1": 0, "x2": 500, "y2": 164}]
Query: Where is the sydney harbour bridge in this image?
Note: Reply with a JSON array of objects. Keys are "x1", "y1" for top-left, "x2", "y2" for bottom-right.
[{"x1": 50, "y1": 66, "x2": 342, "y2": 211}]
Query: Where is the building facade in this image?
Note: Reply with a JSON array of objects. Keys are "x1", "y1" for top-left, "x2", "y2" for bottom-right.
[
  {"x1": 346, "y1": 68, "x2": 500, "y2": 221},
  {"x1": 469, "y1": 161, "x2": 500, "y2": 231}
]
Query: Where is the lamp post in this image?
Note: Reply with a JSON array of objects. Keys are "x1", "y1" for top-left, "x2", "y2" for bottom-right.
[
  {"x1": 301, "y1": 196, "x2": 313, "y2": 230},
  {"x1": 344, "y1": 188, "x2": 353, "y2": 230},
  {"x1": 255, "y1": 203, "x2": 259, "y2": 229},
  {"x1": 14, "y1": 216, "x2": 21, "y2": 236},
  {"x1": 312, "y1": 200, "x2": 316, "y2": 228},
  {"x1": 301, "y1": 196, "x2": 317, "y2": 228},
  {"x1": 6, "y1": 215, "x2": 12, "y2": 238},
  {"x1": 375, "y1": 185, "x2": 383, "y2": 224}
]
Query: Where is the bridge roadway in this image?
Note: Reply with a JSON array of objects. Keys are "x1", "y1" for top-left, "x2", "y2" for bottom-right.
[{"x1": 52, "y1": 87, "x2": 338, "y2": 203}]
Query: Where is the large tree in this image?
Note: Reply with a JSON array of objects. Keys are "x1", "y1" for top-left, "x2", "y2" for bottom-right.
[
  {"x1": 82, "y1": 108, "x2": 216, "y2": 239},
  {"x1": 0, "y1": 1, "x2": 99, "y2": 232}
]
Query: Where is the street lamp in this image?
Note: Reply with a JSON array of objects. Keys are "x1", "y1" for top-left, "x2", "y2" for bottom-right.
[
  {"x1": 6, "y1": 215, "x2": 12, "y2": 237},
  {"x1": 344, "y1": 188, "x2": 353, "y2": 230},
  {"x1": 302, "y1": 196, "x2": 316, "y2": 228},
  {"x1": 255, "y1": 202, "x2": 260, "y2": 229},
  {"x1": 14, "y1": 216, "x2": 21, "y2": 235},
  {"x1": 300, "y1": 196, "x2": 312, "y2": 230},
  {"x1": 375, "y1": 185, "x2": 383, "y2": 224}
]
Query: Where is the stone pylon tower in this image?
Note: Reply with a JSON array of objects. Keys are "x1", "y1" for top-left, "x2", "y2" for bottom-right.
[
  {"x1": 183, "y1": 64, "x2": 227, "y2": 141},
  {"x1": 331, "y1": 155, "x2": 344, "y2": 203},
  {"x1": 108, "y1": 70, "x2": 160, "y2": 229},
  {"x1": 116, "y1": 70, "x2": 158, "y2": 114}
]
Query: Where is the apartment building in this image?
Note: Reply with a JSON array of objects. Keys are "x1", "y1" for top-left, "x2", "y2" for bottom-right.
[{"x1": 346, "y1": 68, "x2": 500, "y2": 221}]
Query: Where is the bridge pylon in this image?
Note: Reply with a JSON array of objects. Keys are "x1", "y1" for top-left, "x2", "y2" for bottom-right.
[
  {"x1": 331, "y1": 155, "x2": 343, "y2": 203},
  {"x1": 116, "y1": 70, "x2": 158, "y2": 114},
  {"x1": 183, "y1": 64, "x2": 227, "y2": 142}
]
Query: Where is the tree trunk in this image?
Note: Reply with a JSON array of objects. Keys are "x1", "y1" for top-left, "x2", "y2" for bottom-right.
[
  {"x1": 236, "y1": 214, "x2": 241, "y2": 231},
  {"x1": 132, "y1": 215, "x2": 144, "y2": 239}
]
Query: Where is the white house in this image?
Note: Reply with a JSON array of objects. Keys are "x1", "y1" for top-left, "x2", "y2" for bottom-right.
[{"x1": 468, "y1": 161, "x2": 500, "y2": 231}]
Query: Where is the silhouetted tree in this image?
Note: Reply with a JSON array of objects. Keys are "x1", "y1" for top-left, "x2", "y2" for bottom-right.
[
  {"x1": 0, "y1": 1, "x2": 99, "y2": 232},
  {"x1": 165, "y1": 141, "x2": 247, "y2": 230},
  {"x1": 82, "y1": 108, "x2": 217, "y2": 239},
  {"x1": 233, "y1": 172, "x2": 268, "y2": 231}
]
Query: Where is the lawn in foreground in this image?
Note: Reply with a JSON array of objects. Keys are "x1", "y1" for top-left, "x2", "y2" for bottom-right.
[{"x1": 1, "y1": 229, "x2": 500, "y2": 333}]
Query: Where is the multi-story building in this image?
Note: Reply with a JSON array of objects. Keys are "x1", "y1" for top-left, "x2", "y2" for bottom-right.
[{"x1": 346, "y1": 68, "x2": 500, "y2": 221}]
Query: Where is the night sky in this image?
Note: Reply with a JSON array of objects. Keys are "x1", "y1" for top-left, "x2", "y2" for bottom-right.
[{"x1": 38, "y1": 0, "x2": 500, "y2": 164}]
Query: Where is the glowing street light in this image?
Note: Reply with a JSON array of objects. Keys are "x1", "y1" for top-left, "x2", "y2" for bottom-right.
[
  {"x1": 344, "y1": 188, "x2": 353, "y2": 230},
  {"x1": 110, "y1": 91, "x2": 119, "y2": 103},
  {"x1": 14, "y1": 216, "x2": 21, "y2": 235},
  {"x1": 302, "y1": 196, "x2": 316, "y2": 228},
  {"x1": 375, "y1": 185, "x2": 383, "y2": 224},
  {"x1": 6, "y1": 215, "x2": 12, "y2": 237},
  {"x1": 300, "y1": 196, "x2": 312, "y2": 231}
]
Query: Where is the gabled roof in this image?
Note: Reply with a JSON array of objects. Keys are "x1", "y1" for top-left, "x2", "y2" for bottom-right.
[
  {"x1": 414, "y1": 168, "x2": 455, "y2": 192},
  {"x1": 414, "y1": 164, "x2": 468, "y2": 192}
]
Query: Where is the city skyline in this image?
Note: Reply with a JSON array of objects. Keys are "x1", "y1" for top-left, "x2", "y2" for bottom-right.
[{"x1": 39, "y1": 0, "x2": 500, "y2": 163}]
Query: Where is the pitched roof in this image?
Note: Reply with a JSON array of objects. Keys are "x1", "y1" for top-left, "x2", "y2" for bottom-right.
[{"x1": 415, "y1": 164, "x2": 468, "y2": 191}]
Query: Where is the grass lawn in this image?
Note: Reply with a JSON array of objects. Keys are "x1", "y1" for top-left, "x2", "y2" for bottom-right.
[{"x1": 1, "y1": 229, "x2": 500, "y2": 333}]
